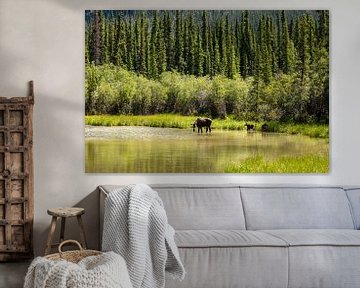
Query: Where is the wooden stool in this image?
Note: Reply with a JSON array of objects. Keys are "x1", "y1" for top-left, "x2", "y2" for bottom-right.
[{"x1": 45, "y1": 207, "x2": 87, "y2": 255}]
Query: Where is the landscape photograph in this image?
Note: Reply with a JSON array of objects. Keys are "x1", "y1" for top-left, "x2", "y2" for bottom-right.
[{"x1": 85, "y1": 10, "x2": 329, "y2": 173}]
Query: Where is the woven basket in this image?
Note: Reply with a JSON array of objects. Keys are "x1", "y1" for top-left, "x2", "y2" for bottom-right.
[{"x1": 45, "y1": 240, "x2": 102, "y2": 263}]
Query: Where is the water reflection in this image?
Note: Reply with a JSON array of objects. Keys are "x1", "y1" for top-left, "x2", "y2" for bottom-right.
[{"x1": 85, "y1": 126, "x2": 328, "y2": 173}]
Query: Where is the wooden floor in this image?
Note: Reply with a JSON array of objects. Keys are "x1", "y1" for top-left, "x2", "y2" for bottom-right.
[{"x1": 0, "y1": 261, "x2": 30, "y2": 288}]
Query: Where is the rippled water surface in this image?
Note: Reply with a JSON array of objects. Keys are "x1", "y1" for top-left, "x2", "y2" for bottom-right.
[{"x1": 85, "y1": 126, "x2": 328, "y2": 173}]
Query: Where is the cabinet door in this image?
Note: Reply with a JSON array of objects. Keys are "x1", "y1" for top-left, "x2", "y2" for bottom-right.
[{"x1": 0, "y1": 104, "x2": 33, "y2": 261}]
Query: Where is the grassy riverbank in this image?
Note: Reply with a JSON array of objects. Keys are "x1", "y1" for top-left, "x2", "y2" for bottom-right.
[
  {"x1": 225, "y1": 154, "x2": 329, "y2": 173},
  {"x1": 85, "y1": 114, "x2": 329, "y2": 139}
]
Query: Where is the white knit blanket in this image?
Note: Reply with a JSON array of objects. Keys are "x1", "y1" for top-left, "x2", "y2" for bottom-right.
[
  {"x1": 24, "y1": 251, "x2": 132, "y2": 288},
  {"x1": 102, "y1": 184, "x2": 185, "y2": 288}
]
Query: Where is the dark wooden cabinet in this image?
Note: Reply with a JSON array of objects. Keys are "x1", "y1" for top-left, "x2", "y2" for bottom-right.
[{"x1": 0, "y1": 81, "x2": 34, "y2": 261}]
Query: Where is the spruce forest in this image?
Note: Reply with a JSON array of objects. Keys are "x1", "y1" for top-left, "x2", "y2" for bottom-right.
[{"x1": 85, "y1": 10, "x2": 329, "y2": 124}]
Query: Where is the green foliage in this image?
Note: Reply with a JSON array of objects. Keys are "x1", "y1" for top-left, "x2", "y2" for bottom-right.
[
  {"x1": 225, "y1": 153, "x2": 329, "y2": 173},
  {"x1": 85, "y1": 64, "x2": 168, "y2": 115},
  {"x1": 274, "y1": 122, "x2": 329, "y2": 138},
  {"x1": 86, "y1": 64, "x2": 329, "y2": 125},
  {"x1": 85, "y1": 113, "x2": 329, "y2": 139}
]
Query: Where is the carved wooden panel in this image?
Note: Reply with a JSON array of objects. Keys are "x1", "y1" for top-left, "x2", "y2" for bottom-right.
[{"x1": 0, "y1": 81, "x2": 34, "y2": 261}]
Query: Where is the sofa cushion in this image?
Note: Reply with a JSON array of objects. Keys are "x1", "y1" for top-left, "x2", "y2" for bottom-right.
[
  {"x1": 287, "y1": 246, "x2": 360, "y2": 288},
  {"x1": 262, "y1": 229, "x2": 360, "y2": 246},
  {"x1": 175, "y1": 230, "x2": 288, "y2": 248},
  {"x1": 261, "y1": 230, "x2": 360, "y2": 287},
  {"x1": 153, "y1": 186, "x2": 246, "y2": 230},
  {"x1": 241, "y1": 187, "x2": 355, "y2": 230},
  {"x1": 100, "y1": 185, "x2": 246, "y2": 230},
  {"x1": 165, "y1": 246, "x2": 288, "y2": 288}
]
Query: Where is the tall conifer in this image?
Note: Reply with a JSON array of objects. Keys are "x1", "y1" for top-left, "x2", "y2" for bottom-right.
[
  {"x1": 91, "y1": 10, "x2": 102, "y2": 65},
  {"x1": 175, "y1": 10, "x2": 185, "y2": 72}
]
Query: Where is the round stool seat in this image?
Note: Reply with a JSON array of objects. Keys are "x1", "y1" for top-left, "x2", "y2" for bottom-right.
[{"x1": 47, "y1": 207, "x2": 85, "y2": 218}]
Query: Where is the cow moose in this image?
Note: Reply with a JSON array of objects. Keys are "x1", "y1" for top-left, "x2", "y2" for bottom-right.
[
  {"x1": 261, "y1": 123, "x2": 269, "y2": 132},
  {"x1": 192, "y1": 117, "x2": 212, "y2": 133},
  {"x1": 245, "y1": 123, "x2": 255, "y2": 131}
]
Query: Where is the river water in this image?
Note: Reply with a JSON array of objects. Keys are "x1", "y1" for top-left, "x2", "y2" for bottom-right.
[{"x1": 85, "y1": 126, "x2": 328, "y2": 173}]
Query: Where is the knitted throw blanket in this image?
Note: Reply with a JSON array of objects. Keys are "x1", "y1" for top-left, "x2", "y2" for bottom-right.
[
  {"x1": 24, "y1": 251, "x2": 133, "y2": 288},
  {"x1": 102, "y1": 184, "x2": 185, "y2": 288}
]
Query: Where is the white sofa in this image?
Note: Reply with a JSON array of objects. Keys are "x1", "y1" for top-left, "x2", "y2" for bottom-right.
[{"x1": 99, "y1": 184, "x2": 360, "y2": 288}]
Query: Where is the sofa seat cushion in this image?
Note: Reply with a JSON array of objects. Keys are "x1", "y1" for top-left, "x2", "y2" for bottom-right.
[
  {"x1": 175, "y1": 230, "x2": 288, "y2": 248},
  {"x1": 260, "y1": 230, "x2": 360, "y2": 288},
  {"x1": 262, "y1": 229, "x2": 360, "y2": 246},
  {"x1": 166, "y1": 246, "x2": 289, "y2": 288}
]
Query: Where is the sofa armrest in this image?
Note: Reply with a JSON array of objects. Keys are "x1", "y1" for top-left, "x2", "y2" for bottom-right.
[{"x1": 99, "y1": 186, "x2": 109, "y2": 250}]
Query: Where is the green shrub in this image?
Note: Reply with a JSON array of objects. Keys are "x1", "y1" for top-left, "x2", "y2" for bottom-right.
[{"x1": 85, "y1": 64, "x2": 328, "y2": 125}]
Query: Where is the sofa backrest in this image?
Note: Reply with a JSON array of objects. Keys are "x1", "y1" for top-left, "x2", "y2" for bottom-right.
[
  {"x1": 100, "y1": 184, "x2": 357, "y2": 232},
  {"x1": 240, "y1": 186, "x2": 355, "y2": 230},
  {"x1": 153, "y1": 185, "x2": 246, "y2": 230}
]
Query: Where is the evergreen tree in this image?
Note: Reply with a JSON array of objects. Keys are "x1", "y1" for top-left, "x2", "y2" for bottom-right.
[
  {"x1": 296, "y1": 14, "x2": 317, "y2": 81},
  {"x1": 256, "y1": 16, "x2": 272, "y2": 83},
  {"x1": 207, "y1": 23, "x2": 214, "y2": 77},
  {"x1": 279, "y1": 10, "x2": 295, "y2": 73},
  {"x1": 142, "y1": 13, "x2": 149, "y2": 76},
  {"x1": 235, "y1": 19, "x2": 241, "y2": 76},
  {"x1": 91, "y1": 10, "x2": 102, "y2": 65},
  {"x1": 85, "y1": 24, "x2": 91, "y2": 64},
  {"x1": 212, "y1": 29, "x2": 221, "y2": 75},
  {"x1": 240, "y1": 11, "x2": 255, "y2": 77},
  {"x1": 202, "y1": 11, "x2": 211, "y2": 75},
  {"x1": 186, "y1": 12, "x2": 197, "y2": 75},
  {"x1": 183, "y1": 13, "x2": 189, "y2": 74},
  {"x1": 157, "y1": 12, "x2": 167, "y2": 74},
  {"x1": 306, "y1": 14, "x2": 316, "y2": 64},
  {"x1": 139, "y1": 12, "x2": 148, "y2": 75},
  {"x1": 277, "y1": 11, "x2": 282, "y2": 72},
  {"x1": 175, "y1": 10, "x2": 186, "y2": 72},
  {"x1": 291, "y1": 18, "x2": 301, "y2": 55},
  {"x1": 299, "y1": 15, "x2": 311, "y2": 80},
  {"x1": 126, "y1": 20, "x2": 134, "y2": 71},
  {"x1": 317, "y1": 10, "x2": 329, "y2": 49},
  {"x1": 218, "y1": 17, "x2": 228, "y2": 75},
  {"x1": 196, "y1": 32, "x2": 204, "y2": 76},
  {"x1": 144, "y1": 16, "x2": 150, "y2": 76},
  {"x1": 163, "y1": 11, "x2": 174, "y2": 71},
  {"x1": 100, "y1": 11, "x2": 110, "y2": 64},
  {"x1": 114, "y1": 12, "x2": 127, "y2": 67},
  {"x1": 149, "y1": 11, "x2": 159, "y2": 78},
  {"x1": 107, "y1": 11, "x2": 116, "y2": 64},
  {"x1": 267, "y1": 16, "x2": 278, "y2": 74},
  {"x1": 134, "y1": 14, "x2": 141, "y2": 72},
  {"x1": 225, "y1": 17, "x2": 237, "y2": 78}
]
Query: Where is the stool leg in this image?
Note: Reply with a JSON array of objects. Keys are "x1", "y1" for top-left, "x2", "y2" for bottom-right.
[
  {"x1": 60, "y1": 217, "x2": 66, "y2": 243},
  {"x1": 45, "y1": 216, "x2": 57, "y2": 255},
  {"x1": 77, "y1": 215, "x2": 87, "y2": 249}
]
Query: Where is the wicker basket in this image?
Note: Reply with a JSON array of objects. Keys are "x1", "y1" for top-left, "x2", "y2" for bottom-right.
[{"x1": 45, "y1": 240, "x2": 102, "y2": 263}]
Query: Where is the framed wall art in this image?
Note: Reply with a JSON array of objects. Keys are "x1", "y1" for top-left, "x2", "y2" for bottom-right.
[{"x1": 85, "y1": 10, "x2": 329, "y2": 173}]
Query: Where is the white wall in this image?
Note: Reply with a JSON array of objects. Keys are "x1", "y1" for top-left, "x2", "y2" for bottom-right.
[{"x1": 0, "y1": 0, "x2": 360, "y2": 256}]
